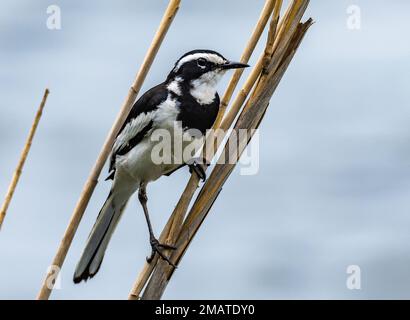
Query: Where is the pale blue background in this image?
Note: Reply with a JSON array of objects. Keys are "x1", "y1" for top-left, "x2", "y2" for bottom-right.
[{"x1": 1, "y1": 0, "x2": 410, "y2": 299}]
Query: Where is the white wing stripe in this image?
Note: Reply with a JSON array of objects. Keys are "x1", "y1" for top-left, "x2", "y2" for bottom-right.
[{"x1": 112, "y1": 111, "x2": 154, "y2": 155}]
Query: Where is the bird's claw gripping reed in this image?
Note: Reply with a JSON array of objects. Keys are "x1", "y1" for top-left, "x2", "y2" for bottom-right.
[{"x1": 147, "y1": 238, "x2": 177, "y2": 268}]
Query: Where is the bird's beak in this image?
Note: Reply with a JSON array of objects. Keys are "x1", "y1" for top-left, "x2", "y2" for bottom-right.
[{"x1": 219, "y1": 61, "x2": 250, "y2": 70}]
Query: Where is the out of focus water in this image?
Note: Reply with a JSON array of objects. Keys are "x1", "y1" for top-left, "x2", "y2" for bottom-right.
[{"x1": 0, "y1": 0, "x2": 410, "y2": 299}]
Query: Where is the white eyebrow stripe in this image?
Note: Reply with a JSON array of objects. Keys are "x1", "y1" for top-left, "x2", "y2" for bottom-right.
[{"x1": 174, "y1": 53, "x2": 226, "y2": 72}]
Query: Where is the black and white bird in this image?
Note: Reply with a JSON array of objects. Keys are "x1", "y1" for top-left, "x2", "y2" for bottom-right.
[{"x1": 73, "y1": 49, "x2": 249, "y2": 283}]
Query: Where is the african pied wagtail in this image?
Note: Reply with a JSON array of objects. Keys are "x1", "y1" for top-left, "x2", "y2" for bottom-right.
[{"x1": 73, "y1": 49, "x2": 249, "y2": 283}]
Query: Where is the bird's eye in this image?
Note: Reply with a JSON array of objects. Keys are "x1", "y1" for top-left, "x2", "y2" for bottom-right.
[{"x1": 197, "y1": 58, "x2": 207, "y2": 68}]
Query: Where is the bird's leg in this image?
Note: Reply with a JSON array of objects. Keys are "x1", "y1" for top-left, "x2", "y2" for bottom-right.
[
  {"x1": 187, "y1": 157, "x2": 209, "y2": 182},
  {"x1": 138, "y1": 184, "x2": 176, "y2": 267}
]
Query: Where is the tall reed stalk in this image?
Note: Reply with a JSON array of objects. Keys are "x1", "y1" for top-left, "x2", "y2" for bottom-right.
[
  {"x1": 0, "y1": 89, "x2": 49, "y2": 230},
  {"x1": 36, "y1": 0, "x2": 181, "y2": 300}
]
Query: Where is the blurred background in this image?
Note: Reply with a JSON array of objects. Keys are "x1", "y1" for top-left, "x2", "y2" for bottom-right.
[{"x1": 1, "y1": 0, "x2": 410, "y2": 299}]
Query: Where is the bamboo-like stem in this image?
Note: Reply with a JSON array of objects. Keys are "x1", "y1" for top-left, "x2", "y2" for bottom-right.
[
  {"x1": 262, "y1": 0, "x2": 282, "y2": 72},
  {"x1": 213, "y1": 0, "x2": 277, "y2": 128},
  {"x1": 128, "y1": 0, "x2": 276, "y2": 300},
  {"x1": 36, "y1": 0, "x2": 181, "y2": 300},
  {"x1": 0, "y1": 89, "x2": 49, "y2": 230},
  {"x1": 141, "y1": 0, "x2": 312, "y2": 299},
  {"x1": 218, "y1": 54, "x2": 264, "y2": 133}
]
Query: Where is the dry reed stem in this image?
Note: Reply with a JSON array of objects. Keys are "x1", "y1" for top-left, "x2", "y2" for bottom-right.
[
  {"x1": 262, "y1": 0, "x2": 282, "y2": 72},
  {"x1": 213, "y1": 0, "x2": 277, "y2": 128},
  {"x1": 128, "y1": 0, "x2": 277, "y2": 300},
  {"x1": 0, "y1": 89, "x2": 49, "y2": 230},
  {"x1": 141, "y1": 0, "x2": 312, "y2": 299},
  {"x1": 36, "y1": 0, "x2": 181, "y2": 300}
]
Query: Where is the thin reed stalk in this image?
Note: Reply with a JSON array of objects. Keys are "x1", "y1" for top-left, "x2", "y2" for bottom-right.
[
  {"x1": 0, "y1": 89, "x2": 49, "y2": 230},
  {"x1": 36, "y1": 0, "x2": 181, "y2": 300}
]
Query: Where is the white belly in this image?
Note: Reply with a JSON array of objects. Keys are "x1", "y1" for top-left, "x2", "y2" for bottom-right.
[{"x1": 116, "y1": 138, "x2": 172, "y2": 184}]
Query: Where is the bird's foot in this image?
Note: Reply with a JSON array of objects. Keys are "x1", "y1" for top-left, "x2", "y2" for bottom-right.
[
  {"x1": 146, "y1": 237, "x2": 177, "y2": 267},
  {"x1": 188, "y1": 158, "x2": 208, "y2": 182}
]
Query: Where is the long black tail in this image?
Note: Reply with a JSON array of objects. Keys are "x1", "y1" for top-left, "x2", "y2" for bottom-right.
[{"x1": 73, "y1": 192, "x2": 125, "y2": 283}]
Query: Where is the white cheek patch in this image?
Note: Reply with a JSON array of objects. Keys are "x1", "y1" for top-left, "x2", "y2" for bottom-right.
[{"x1": 190, "y1": 70, "x2": 224, "y2": 105}]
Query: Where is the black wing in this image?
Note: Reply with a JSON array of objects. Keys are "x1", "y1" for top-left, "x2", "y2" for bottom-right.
[{"x1": 107, "y1": 83, "x2": 168, "y2": 178}]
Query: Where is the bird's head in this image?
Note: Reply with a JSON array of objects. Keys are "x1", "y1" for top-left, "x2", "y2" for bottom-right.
[
  {"x1": 168, "y1": 49, "x2": 249, "y2": 82},
  {"x1": 166, "y1": 49, "x2": 249, "y2": 104}
]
